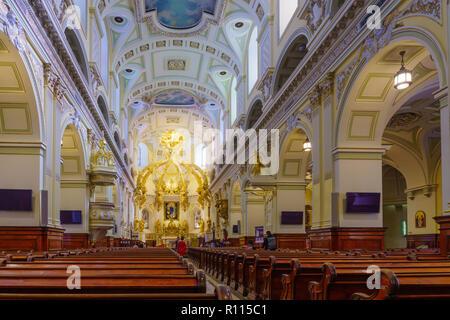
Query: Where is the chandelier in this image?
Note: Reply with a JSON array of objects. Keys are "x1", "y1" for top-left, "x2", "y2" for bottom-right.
[{"x1": 394, "y1": 51, "x2": 413, "y2": 90}]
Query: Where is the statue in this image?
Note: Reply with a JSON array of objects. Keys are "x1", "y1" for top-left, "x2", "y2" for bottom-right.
[
  {"x1": 199, "y1": 219, "x2": 205, "y2": 234},
  {"x1": 206, "y1": 216, "x2": 211, "y2": 232},
  {"x1": 155, "y1": 219, "x2": 162, "y2": 235}
]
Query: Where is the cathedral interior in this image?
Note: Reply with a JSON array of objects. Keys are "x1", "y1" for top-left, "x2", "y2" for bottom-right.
[{"x1": 0, "y1": 0, "x2": 449, "y2": 303}]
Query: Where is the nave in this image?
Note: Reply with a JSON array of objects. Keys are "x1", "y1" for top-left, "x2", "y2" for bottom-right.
[{"x1": 0, "y1": 0, "x2": 449, "y2": 304}]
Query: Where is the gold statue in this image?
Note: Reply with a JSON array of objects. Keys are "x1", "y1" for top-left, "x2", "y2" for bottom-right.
[
  {"x1": 91, "y1": 140, "x2": 114, "y2": 167},
  {"x1": 206, "y1": 216, "x2": 211, "y2": 232},
  {"x1": 155, "y1": 219, "x2": 162, "y2": 235},
  {"x1": 199, "y1": 219, "x2": 205, "y2": 234},
  {"x1": 160, "y1": 131, "x2": 184, "y2": 151}
]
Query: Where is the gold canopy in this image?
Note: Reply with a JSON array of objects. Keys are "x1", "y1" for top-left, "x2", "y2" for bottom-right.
[{"x1": 133, "y1": 131, "x2": 212, "y2": 211}]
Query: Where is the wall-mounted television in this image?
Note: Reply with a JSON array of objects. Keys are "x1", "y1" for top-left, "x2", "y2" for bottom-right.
[
  {"x1": 0, "y1": 189, "x2": 32, "y2": 211},
  {"x1": 281, "y1": 211, "x2": 303, "y2": 225},
  {"x1": 60, "y1": 210, "x2": 82, "y2": 224},
  {"x1": 346, "y1": 193, "x2": 381, "y2": 213}
]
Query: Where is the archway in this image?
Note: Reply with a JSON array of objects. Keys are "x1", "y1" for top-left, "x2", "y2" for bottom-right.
[
  {"x1": 272, "y1": 34, "x2": 308, "y2": 95},
  {"x1": 97, "y1": 95, "x2": 110, "y2": 125},
  {"x1": 246, "y1": 99, "x2": 263, "y2": 129},
  {"x1": 0, "y1": 31, "x2": 44, "y2": 247},
  {"x1": 60, "y1": 124, "x2": 89, "y2": 248},
  {"x1": 275, "y1": 128, "x2": 311, "y2": 248},
  {"x1": 64, "y1": 28, "x2": 89, "y2": 80},
  {"x1": 334, "y1": 36, "x2": 444, "y2": 248},
  {"x1": 382, "y1": 165, "x2": 407, "y2": 249},
  {"x1": 382, "y1": 81, "x2": 441, "y2": 249}
]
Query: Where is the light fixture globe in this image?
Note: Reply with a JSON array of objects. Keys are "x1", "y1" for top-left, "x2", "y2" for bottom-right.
[
  {"x1": 394, "y1": 51, "x2": 412, "y2": 90},
  {"x1": 303, "y1": 141, "x2": 312, "y2": 152}
]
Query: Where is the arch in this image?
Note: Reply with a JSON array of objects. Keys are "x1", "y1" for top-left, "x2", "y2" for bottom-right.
[
  {"x1": 335, "y1": 28, "x2": 447, "y2": 147},
  {"x1": 245, "y1": 98, "x2": 263, "y2": 129},
  {"x1": 0, "y1": 32, "x2": 42, "y2": 142},
  {"x1": 382, "y1": 164, "x2": 407, "y2": 249},
  {"x1": 60, "y1": 123, "x2": 89, "y2": 234},
  {"x1": 278, "y1": 128, "x2": 311, "y2": 181},
  {"x1": 114, "y1": 131, "x2": 121, "y2": 150},
  {"x1": 60, "y1": 117, "x2": 88, "y2": 171},
  {"x1": 64, "y1": 28, "x2": 89, "y2": 80},
  {"x1": 97, "y1": 95, "x2": 110, "y2": 125},
  {"x1": 272, "y1": 30, "x2": 309, "y2": 96}
]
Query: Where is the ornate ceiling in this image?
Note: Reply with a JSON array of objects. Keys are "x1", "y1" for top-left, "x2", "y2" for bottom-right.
[{"x1": 99, "y1": 0, "x2": 268, "y2": 138}]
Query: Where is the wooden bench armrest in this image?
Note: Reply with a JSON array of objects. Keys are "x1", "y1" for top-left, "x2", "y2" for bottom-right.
[
  {"x1": 281, "y1": 273, "x2": 292, "y2": 300},
  {"x1": 215, "y1": 285, "x2": 232, "y2": 300},
  {"x1": 188, "y1": 263, "x2": 194, "y2": 275},
  {"x1": 196, "y1": 269, "x2": 207, "y2": 293},
  {"x1": 351, "y1": 292, "x2": 374, "y2": 300},
  {"x1": 308, "y1": 281, "x2": 322, "y2": 300}
]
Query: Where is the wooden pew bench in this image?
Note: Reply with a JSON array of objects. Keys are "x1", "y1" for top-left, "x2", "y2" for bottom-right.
[{"x1": 309, "y1": 262, "x2": 450, "y2": 300}]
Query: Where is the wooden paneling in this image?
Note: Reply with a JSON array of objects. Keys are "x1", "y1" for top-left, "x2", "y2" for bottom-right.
[
  {"x1": 239, "y1": 236, "x2": 255, "y2": 247},
  {"x1": 274, "y1": 233, "x2": 307, "y2": 249},
  {"x1": 434, "y1": 216, "x2": 450, "y2": 256},
  {"x1": 308, "y1": 227, "x2": 386, "y2": 251},
  {"x1": 227, "y1": 238, "x2": 241, "y2": 247},
  {"x1": 406, "y1": 234, "x2": 439, "y2": 249},
  {"x1": 63, "y1": 233, "x2": 89, "y2": 249},
  {"x1": 0, "y1": 226, "x2": 64, "y2": 251}
]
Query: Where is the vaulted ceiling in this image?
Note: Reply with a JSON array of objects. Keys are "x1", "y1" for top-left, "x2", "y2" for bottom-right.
[{"x1": 100, "y1": 0, "x2": 268, "y2": 137}]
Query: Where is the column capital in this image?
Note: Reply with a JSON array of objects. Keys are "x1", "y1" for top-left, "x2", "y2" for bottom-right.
[
  {"x1": 319, "y1": 72, "x2": 335, "y2": 99},
  {"x1": 308, "y1": 86, "x2": 321, "y2": 110},
  {"x1": 332, "y1": 147, "x2": 386, "y2": 161}
]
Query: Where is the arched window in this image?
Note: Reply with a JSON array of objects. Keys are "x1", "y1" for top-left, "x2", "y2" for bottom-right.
[
  {"x1": 273, "y1": 35, "x2": 308, "y2": 95},
  {"x1": 278, "y1": 0, "x2": 298, "y2": 38},
  {"x1": 97, "y1": 96, "x2": 109, "y2": 125},
  {"x1": 64, "y1": 28, "x2": 88, "y2": 80},
  {"x1": 138, "y1": 143, "x2": 149, "y2": 169},
  {"x1": 230, "y1": 77, "x2": 237, "y2": 125},
  {"x1": 114, "y1": 132, "x2": 121, "y2": 150},
  {"x1": 248, "y1": 26, "x2": 259, "y2": 94}
]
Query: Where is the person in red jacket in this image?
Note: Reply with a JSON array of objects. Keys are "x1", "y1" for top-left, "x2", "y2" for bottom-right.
[{"x1": 177, "y1": 236, "x2": 187, "y2": 257}]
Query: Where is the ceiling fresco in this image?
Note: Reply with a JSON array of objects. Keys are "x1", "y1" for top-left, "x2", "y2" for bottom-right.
[
  {"x1": 154, "y1": 90, "x2": 196, "y2": 105},
  {"x1": 145, "y1": 0, "x2": 218, "y2": 29}
]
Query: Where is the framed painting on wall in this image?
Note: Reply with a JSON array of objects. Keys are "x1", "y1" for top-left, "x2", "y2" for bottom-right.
[
  {"x1": 164, "y1": 202, "x2": 179, "y2": 220},
  {"x1": 415, "y1": 211, "x2": 426, "y2": 228}
]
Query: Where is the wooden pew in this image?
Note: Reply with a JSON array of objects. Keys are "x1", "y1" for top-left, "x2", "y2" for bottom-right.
[
  {"x1": 352, "y1": 269, "x2": 450, "y2": 300},
  {"x1": 0, "y1": 284, "x2": 232, "y2": 300},
  {"x1": 309, "y1": 262, "x2": 450, "y2": 300},
  {"x1": 0, "y1": 267, "x2": 207, "y2": 294}
]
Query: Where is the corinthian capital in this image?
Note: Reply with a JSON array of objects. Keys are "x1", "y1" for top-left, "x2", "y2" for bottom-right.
[
  {"x1": 319, "y1": 73, "x2": 334, "y2": 99},
  {"x1": 308, "y1": 86, "x2": 321, "y2": 110}
]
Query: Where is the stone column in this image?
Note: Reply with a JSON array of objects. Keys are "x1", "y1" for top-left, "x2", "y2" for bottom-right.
[{"x1": 310, "y1": 74, "x2": 335, "y2": 229}]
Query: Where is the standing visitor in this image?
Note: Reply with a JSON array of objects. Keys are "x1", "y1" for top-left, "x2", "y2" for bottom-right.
[
  {"x1": 177, "y1": 236, "x2": 187, "y2": 257},
  {"x1": 263, "y1": 231, "x2": 276, "y2": 250}
]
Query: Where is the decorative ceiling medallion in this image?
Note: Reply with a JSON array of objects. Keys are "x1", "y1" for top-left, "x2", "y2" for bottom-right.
[
  {"x1": 138, "y1": 0, "x2": 227, "y2": 37},
  {"x1": 167, "y1": 59, "x2": 186, "y2": 71}
]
